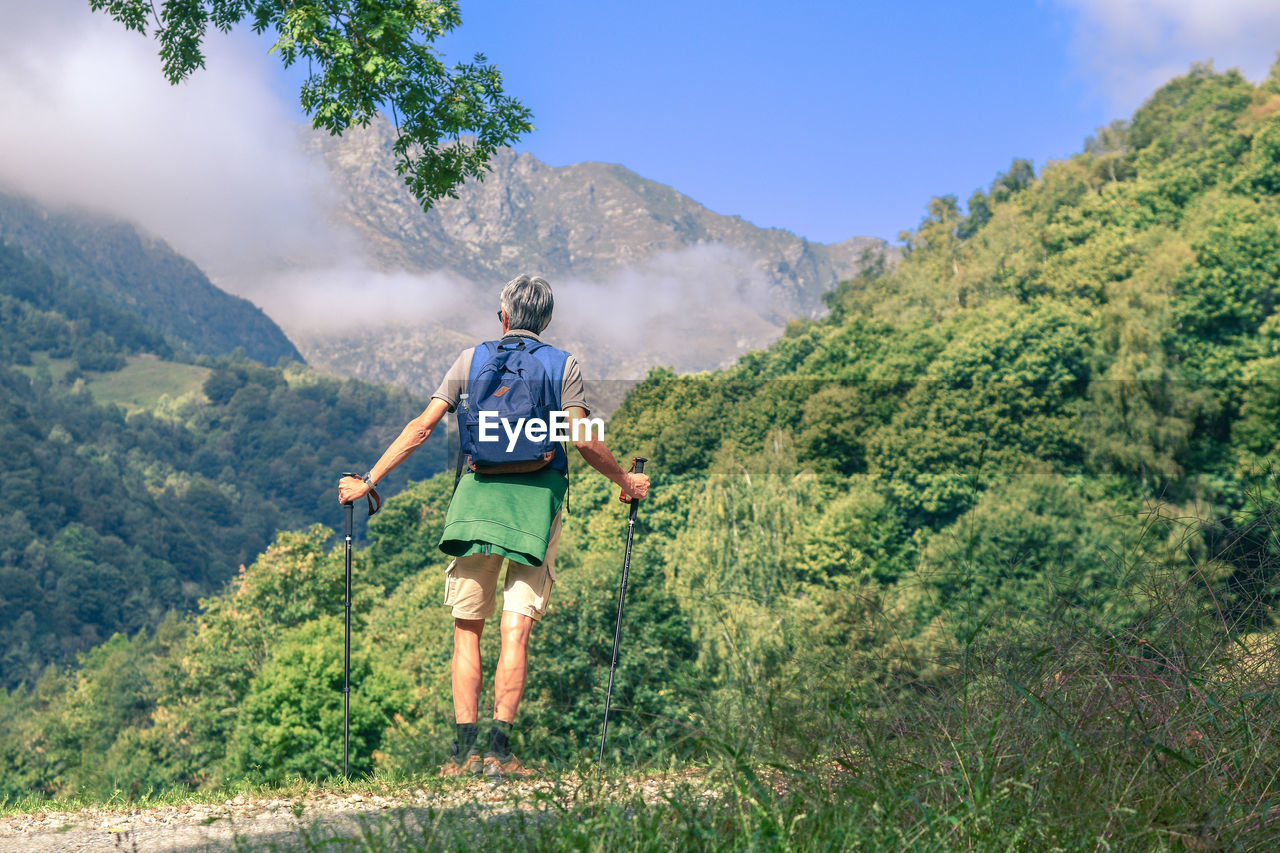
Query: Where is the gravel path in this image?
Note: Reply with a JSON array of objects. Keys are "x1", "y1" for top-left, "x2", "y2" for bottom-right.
[{"x1": 0, "y1": 774, "x2": 691, "y2": 852}]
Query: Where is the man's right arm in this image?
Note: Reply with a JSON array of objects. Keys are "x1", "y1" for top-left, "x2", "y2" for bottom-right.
[
  {"x1": 338, "y1": 398, "x2": 450, "y2": 504},
  {"x1": 371, "y1": 397, "x2": 451, "y2": 482},
  {"x1": 568, "y1": 406, "x2": 649, "y2": 500}
]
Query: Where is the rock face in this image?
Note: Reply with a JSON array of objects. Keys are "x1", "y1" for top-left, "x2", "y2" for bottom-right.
[
  {"x1": 305, "y1": 119, "x2": 891, "y2": 324},
  {"x1": 288, "y1": 119, "x2": 897, "y2": 404},
  {"x1": 305, "y1": 120, "x2": 892, "y2": 323}
]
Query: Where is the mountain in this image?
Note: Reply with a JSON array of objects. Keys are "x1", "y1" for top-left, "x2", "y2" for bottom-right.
[
  {"x1": 277, "y1": 120, "x2": 896, "y2": 400},
  {"x1": 0, "y1": 191, "x2": 301, "y2": 366},
  {"x1": 305, "y1": 119, "x2": 889, "y2": 323}
]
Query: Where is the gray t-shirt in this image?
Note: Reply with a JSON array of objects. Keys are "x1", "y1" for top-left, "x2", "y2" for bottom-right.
[{"x1": 431, "y1": 329, "x2": 590, "y2": 415}]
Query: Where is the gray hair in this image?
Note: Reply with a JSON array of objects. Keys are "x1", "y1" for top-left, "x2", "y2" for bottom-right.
[{"x1": 500, "y1": 274, "x2": 554, "y2": 333}]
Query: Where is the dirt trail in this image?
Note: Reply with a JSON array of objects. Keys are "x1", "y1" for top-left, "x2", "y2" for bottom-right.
[{"x1": 0, "y1": 776, "x2": 655, "y2": 852}]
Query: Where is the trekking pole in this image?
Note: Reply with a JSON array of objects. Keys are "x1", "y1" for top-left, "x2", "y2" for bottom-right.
[
  {"x1": 339, "y1": 474, "x2": 380, "y2": 781},
  {"x1": 342, "y1": 498, "x2": 353, "y2": 780},
  {"x1": 598, "y1": 457, "x2": 647, "y2": 769}
]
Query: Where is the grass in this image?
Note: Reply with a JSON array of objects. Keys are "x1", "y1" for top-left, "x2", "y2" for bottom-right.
[
  {"x1": 13, "y1": 353, "x2": 211, "y2": 413},
  {"x1": 83, "y1": 355, "x2": 211, "y2": 413},
  {"x1": 5, "y1": 674, "x2": 1278, "y2": 851},
  {"x1": 13, "y1": 352, "x2": 75, "y2": 384},
  {"x1": 10, "y1": 698, "x2": 1276, "y2": 852},
  {"x1": 251, "y1": 770, "x2": 828, "y2": 852}
]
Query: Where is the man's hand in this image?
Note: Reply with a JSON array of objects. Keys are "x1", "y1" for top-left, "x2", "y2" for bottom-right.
[
  {"x1": 338, "y1": 476, "x2": 370, "y2": 505},
  {"x1": 620, "y1": 472, "x2": 650, "y2": 502}
]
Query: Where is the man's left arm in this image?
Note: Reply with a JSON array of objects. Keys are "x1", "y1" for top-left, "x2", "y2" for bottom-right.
[
  {"x1": 558, "y1": 357, "x2": 649, "y2": 499},
  {"x1": 568, "y1": 406, "x2": 649, "y2": 500}
]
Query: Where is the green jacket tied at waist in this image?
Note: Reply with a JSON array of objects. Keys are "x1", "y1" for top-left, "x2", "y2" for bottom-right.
[{"x1": 438, "y1": 469, "x2": 567, "y2": 567}]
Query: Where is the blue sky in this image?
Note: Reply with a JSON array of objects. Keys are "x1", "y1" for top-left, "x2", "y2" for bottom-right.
[
  {"x1": 427, "y1": 1, "x2": 1099, "y2": 244},
  {"x1": 414, "y1": 0, "x2": 1280, "y2": 244}
]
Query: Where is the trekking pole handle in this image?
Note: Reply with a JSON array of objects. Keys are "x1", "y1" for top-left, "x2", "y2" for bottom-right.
[
  {"x1": 620, "y1": 457, "x2": 646, "y2": 507},
  {"x1": 341, "y1": 472, "x2": 381, "y2": 516}
]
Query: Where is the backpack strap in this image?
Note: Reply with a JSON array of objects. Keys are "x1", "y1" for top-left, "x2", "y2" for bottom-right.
[
  {"x1": 453, "y1": 443, "x2": 465, "y2": 495},
  {"x1": 562, "y1": 441, "x2": 570, "y2": 514},
  {"x1": 466, "y1": 341, "x2": 497, "y2": 385}
]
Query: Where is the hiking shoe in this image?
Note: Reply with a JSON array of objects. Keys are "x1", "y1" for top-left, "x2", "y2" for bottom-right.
[
  {"x1": 483, "y1": 753, "x2": 534, "y2": 780},
  {"x1": 440, "y1": 752, "x2": 483, "y2": 777}
]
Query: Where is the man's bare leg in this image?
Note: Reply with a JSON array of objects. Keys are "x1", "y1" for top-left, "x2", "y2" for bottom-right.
[
  {"x1": 493, "y1": 611, "x2": 534, "y2": 722},
  {"x1": 452, "y1": 618, "x2": 485, "y2": 723}
]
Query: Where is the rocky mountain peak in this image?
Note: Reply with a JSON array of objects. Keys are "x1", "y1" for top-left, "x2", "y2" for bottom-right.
[{"x1": 291, "y1": 118, "x2": 897, "y2": 401}]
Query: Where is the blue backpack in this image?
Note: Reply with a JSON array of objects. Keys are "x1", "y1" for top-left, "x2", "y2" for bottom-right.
[{"x1": 456, "y1": 336, "x2": 569, "y2": 474}]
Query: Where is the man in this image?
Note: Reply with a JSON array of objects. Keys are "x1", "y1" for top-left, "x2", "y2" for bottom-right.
[{"x1": 338, "y1": 274, "x2": 650, "y2": 779}]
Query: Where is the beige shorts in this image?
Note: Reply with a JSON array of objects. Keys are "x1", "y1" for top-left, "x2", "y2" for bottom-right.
[{"x1": 443, "y1": 513, "x2": 562, "y2": 622}]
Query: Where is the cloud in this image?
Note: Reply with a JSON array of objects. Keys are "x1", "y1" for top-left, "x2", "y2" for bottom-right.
[
  {"x1": 549, "y1": 244, "x2": 783, "y2": 375},
  {"x1": 254, "y1": 266, "x2": 478, "y2": 334},
  {"x1": 0, "y1": 0, "x2": 350, "y2": 285},
  {"x1": 1057, "y1": 0, "x2": 1280, "y2": 109}
]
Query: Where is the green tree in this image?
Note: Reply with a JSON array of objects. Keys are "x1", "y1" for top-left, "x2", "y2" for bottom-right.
[
  {"x1": 1234, "y1": 116, "x2": 1280, "y2": 196},
  {"x1": 1171, "y1": 199, "x2": 1280, "y2": 347},
  {"x1": 1231, "y1": 326, "x2": 1280, "y2": 465},
  {"x1": 89, "y1": 0, "x2": 533, "y2": 208},
  {"x1": 866, "y1": 300, "x2": 1091, "y2": 524},
  {"x1": 792, "y1": 476, "x2": 911, "y2": 586},
  {"x1": 1128, "y1": 63, "x2": 1254, "y2": 188},
  {"x1": 904, "y1": 473, "x2": 1135, "y2": 625},
  {"x1": 226, "y1": 616, "x2": 413, "y2": 781}
]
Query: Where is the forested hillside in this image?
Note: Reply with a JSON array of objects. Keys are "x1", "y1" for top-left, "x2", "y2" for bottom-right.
[
  {"x1": 3, "y1": 64, "x2": 1279, "y2": 846},
  {"x1": 0, "y1": 242, "x2": 446, "y2": 688},
  {"x1": 0, "y1": 192, "x2": 301, "y2": 365}
]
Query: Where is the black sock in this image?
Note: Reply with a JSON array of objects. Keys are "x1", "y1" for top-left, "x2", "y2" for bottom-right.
[
  {"x1": 456, "y1": 722, "x2": 479, "y2": 756},
  {"x1": 487, "y1": 719, "x2": 513, "y2": 758}
]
